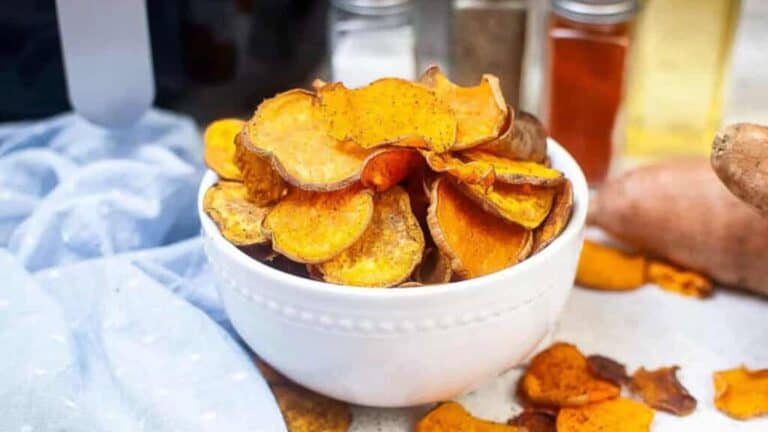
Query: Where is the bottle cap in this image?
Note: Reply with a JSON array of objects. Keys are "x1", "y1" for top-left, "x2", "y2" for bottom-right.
[
  {"x1": 551, "y1": 0, "x2": 638, "y2": 24},
  {"x1": 332, "y1": 0, "x2": 412, "y2": 15}
]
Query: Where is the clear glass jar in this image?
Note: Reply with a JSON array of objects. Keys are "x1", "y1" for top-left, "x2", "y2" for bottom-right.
[{"x1": 328, "y1": 0, "x2": 417, "y2": 88}]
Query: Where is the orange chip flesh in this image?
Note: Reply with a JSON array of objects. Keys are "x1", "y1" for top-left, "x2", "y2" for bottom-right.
[
  {"x1": 480, "y1": 111, "x2": 548, "y2": 163},
  {"x1": 576, "y1": 240, "x2": 647, "y2": 291},
  {"x1": 586, "y1": 354, "x2": 629, "y2": 387},
  {"x1": 421, "y1": 150, "x2": 496, "y2": 187},
  {"x1": 460, "y1": 182, "x2": 557, "y2": 230},
  {"x1": 556, "y1": 397, "x2": 655, "y2": 432},
  {"x1": 631, "y1": 366, "x2": 697, "y2": 416},
  {"x1": 203, "y1": 118, "x2": 244, "y2": 180},
  {"x1": 254, "y1": 356, "x2": 289, "y2": 385},
  {"x1": 647, "y1": 260, "x2": 713, "y2": 298},
  {"x1": 416, "y1": 401, "x2": 523, "y2": 432},
  {"x1": 420, "y1": 66, "x2": 507, "y2": 151},
  {"x1": 361, "y1": 148, "x2": 423, "y2": 192},
  {"x1": 244, "y1": 89, "x2": 373, "y2": 191},
  {"x1": 319, "y1": 186, "x2": 425, "y2": 287},
  {"x1": 271, "y1": 385, "x2": 351, "y2": 432},
  {"x1": 427, "y1": 176, "x2": 532, "y2": 279},
  {"x1": 234, "y1": 132, "x2": 287, "y2": 205},
  {"x1": 415, "y1": 247, "x2": 453, "y2": 285},
  {"x1": 508, "y1": 410, "x2": 556, "y2": 432},
  {"x1": 263, "y1": 186, "x2": 374, "y2": 263},
  {"x1": 533, "y1": 180, "x2": 574, "y2": 253},
  {"x1": 461, "y1": 150, "x2": 564, "y2": 187},
  {"x1": 318, "y1": 79, "x2": 457, "y2": 152},
  {"x1": 203, "y1": 181, "x2": 271, "y2": 246},
  {"x1": 521, "y1": 342, "x2": 620, "y2": 406},
  {"x1": 713, "y1": 366, "x2": 768, "y2": 420}
]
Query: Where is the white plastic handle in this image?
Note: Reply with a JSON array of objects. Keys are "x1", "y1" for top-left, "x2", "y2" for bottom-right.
[{"x1": 56, "y1": 0, "x2": 155, "y2": 128}]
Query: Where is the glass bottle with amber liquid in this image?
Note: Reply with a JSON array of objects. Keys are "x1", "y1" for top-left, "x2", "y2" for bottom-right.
[{"x1": 545, "y1": 0, "x2": 637, "y2": 185}]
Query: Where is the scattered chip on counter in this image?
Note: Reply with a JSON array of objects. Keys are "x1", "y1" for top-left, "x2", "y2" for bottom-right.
[
  {"x1": 254, "y1": 356, "x2": 289, "y2": 385},
  {"x1": 415, "y1": 401, "x2": 523, "y2": 432},
  {"x1": 713, "y1": 366, "x2": 768, "y2": 420},
  {"x1": 586, "y1": 354, "x2": 630, "y2": 388},
  {"x1": 271, "y1": 385, "x2": 351, "y2": 432},
  {"x1": 647, "y1": 260, "x2": 714, "y2": 298},
  {"x1": 507, "y1": 410, "x2": 556, "y2": 432},
  {"x1": 630, "y1": 366, "x2": 697, "y2": 416},
  {"x1": 556, "y1": 397, "x2": 654, "y2": 432},
  {"x1": 576, "y1": 240, "x2": 646, "y2": 291},
  {"x1": 203, "y1": 181, "x2": 271, "y2": 246}
]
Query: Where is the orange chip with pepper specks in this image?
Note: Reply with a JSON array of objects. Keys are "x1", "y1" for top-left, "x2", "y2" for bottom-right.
[
  {"x1": 420, "y1": 65, "x2": 507, "y2": 151},
  {"x1": 647, "y1": 260, "x2": 713, "y2": 298},
  {"x1": 263, "y1": 185, "x2": 374, "y2": 263},
  {"x1": 713, "y1": 366, "x2": 768, "y2": 420},
  {"x1": 631, "y1": 366, "x2": 697, "y2": 416},
  {"x1": 461, "y1": 150, "x2": 563, "y2": 187},
  {"x1": 318, "y1": 79, "x2": 457, "y2": 152},
  {"x1": 204, "y1": 118, "x2": 244, "y2": 180},
  {"x1": 521, "y1": 342, "x2": 620, "y2": 406},
  {"x1": 556, "y1": 397, "x2": 654, "y2": 432},
  {"x1": 416, "y1": 401, "x2": 523, "y2": 432},
  {"x1": 234, "y1": 132, "x2": 287, "y2": 205},
  {"x1": 459, "y1": 182, "x2": 557, "y2": 229},
  {"x1": 421, "y1": 150, "x2": 496, "y2": 188},
  {"x1": 508, "y1": 410, "x2": 556, "y2": 432},
  {"x1": 319, "y1": 186, "x2": 424, "y2": 287},
  {"x1": 271, "y1": 385, "x2": 351, "y2": 432},
  {"x1": 427, "y1": 176, "x2": 532, "y2": 279},
  {"x1": 203, "y1": 181, "x2": 271, "y2": 246}
]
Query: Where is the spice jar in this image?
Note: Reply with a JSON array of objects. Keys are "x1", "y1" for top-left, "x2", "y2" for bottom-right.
[
  {"x1": 328, "y1": 0, "x2": 417, "y2": 88},
  {"x1": 546, "y1": 0, "x2": 637, "y2": 185},
  {"x1": 452, "y1": 0, "x2": 528, "y2": 107}
]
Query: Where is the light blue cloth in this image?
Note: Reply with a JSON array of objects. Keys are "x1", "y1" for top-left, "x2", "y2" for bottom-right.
[{"x1": 0, "y1": 112, "x2": 286, "y2": 432}]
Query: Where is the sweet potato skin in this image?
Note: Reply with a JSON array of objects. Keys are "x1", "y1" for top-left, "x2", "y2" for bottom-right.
[
  {"x1": 590, "y1": 158, "x2": 768, "y2": 296},
  {"x1": 711, "y1": 123, "x2": 768, "y2": 217}
]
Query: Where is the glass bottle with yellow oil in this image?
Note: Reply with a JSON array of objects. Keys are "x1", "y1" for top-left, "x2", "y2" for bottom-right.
[{"x1": 624, "y1": 0, "x2": 741, "y2": 158}]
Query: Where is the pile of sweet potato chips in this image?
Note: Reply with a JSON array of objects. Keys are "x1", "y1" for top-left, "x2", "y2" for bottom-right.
[{"x1": 203, "y1": 67, "x2": 574, "y2": 287}]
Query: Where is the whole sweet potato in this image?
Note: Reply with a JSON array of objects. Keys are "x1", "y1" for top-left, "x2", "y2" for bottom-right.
[
  {"x1": 590, "y1": 159, "x2": 768, "y2": 296},
  {"x1": 711, "y1": 123, "x2": 768, "y2": 217}
]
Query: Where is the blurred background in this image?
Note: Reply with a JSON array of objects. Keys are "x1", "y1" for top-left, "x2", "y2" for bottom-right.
[{"x1": 1, "y1": 0, "x2": 766, "y2": 183}]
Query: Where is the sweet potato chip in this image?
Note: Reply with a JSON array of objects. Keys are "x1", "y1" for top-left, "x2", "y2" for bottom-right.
[
  {"x1": 416, "y1": 401, "x2": 522, "y2": 432},
  {"x1": 319, "y1": 186, "x2": 425, "y2": 287},
  {"x1": 399, "y1": 281, "x2": 424, "y2": 287},
  {"x1": 521, "y1": 342, "x2": 620, "y2": 406},
  {"x1": 414, "y1": 247, "x2": 453, "y2": 285},
  {"x1": 461, "y1": 150, "x2": 563, "y2": 186},
  {"x1": 361, "y1": 148, "x2": 423, "y2": 191},
  {"x1": 576, "y1": 241, "x2": 646, "y2": 291},
  {"x1": 713, "y1": 366, "x2": 768, "y2": 420},
  {"x1": 459, "y1": 182, "x2": 557, "y2": 229},
  {"x1": 533, "y1": 180, "x2": 574, "y2": 253},
  {"x1": 587, "y1": 354, "x2": 629, "y2": 387},
  {"x1": 556, "y1": 398, "x2": 654, "y2": 432},
  {"x1": 263, "y1": 186, "x2": 374, "y2": 263},
  {"x1": 647, "y1": 260, "x2": 713, "y2": 298},
  {"x1": 203, "y1": 181, "x2": 270, "y2": 246},
  {"x1": 421, "y1": 150, "x2": 496, "y2": 187},
  {"x1": 631, "y1": 366, "x2": 697, "y2": 416},
  {"x1": 420, "y1": 66, "x2": 507, "y2": 150},
  {"x1": 234, "y1": 132, "x2": 287, "y2": 205},
  {"x1": 271, "y1": 385, "x2": 351, "y2": 432},
  {"x1": 244, "y1": 89, "x2": 373, "y2": 191},
  {"x1": 318, "y1": 79, "x2": 457, "y2": 152},
  {"x1": 428, "y1": 176, "x2": 532, "y2": 279},
  {"x1": 479, "y1": 111, "x2": 548, "y2": 163},
  {"x1": 204, "y1": 118, "x2": 244, "y2": 180},
  {"x1": 508, "y1": 410, "x2": 556, "y2": 432},
  {"x1": 254, "y1": 356, "x2": 289, "y2": 385}
]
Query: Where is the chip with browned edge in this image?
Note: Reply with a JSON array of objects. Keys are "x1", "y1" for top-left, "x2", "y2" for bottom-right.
[
  {"x1": 319, "y1": 186, "x2": 425, "y2": 287},
  {"x1": 234, "y1": 132, "x2": 287, "y2": 205},
  {"x1": 254, "y1": 356, "x2": 289, "y2": 385},
  {"x1": 427, "y1": 176, "x2": 532, "y2": 279},
  {"x1": 587, "y1": 354, "x2": 629, "y2": 387},
  {"x1": 416, "y1": 401, "x2": 522, "y2": 432},
  {"x1": 318, "y1": 79, "x2": 457, "y2": 152},
  {"x1": 647, "y1": 260, "x2": 713, "y2": 298},
  {"x1": 263, "y1": 185, "x2": 374, "y2": 263},
  {"x1": 631, "y1": 366, "x2": 697, "y2": 416},
  {"x1": 533, "y1": 180, "x2": 573, "y2": 253},
  {"x1": 244, "y1": 89, "x2": 373, "y2": 191},
  {"x1": 556, "y1": 397, "x2": 654, "y2": 432},
  {"x1": 521, "y1": 342, "x2": 620, "y2": 406},
  {"x1": 271, "y1": 385, "x2": 351, "y2": 432},
  {"x1": 479, "y1": 111, "x2": 548, "y2": 163},
  {"x1": 713, "y1": 366, "x2": 768, "y2": 420},
  {"x1": 576, "y1": 241, "x2": 646, "y2": 291},
  {"x1": 421, "y1": 150, "x2": 496, "y2": 187},
  {"x1": 204, "y1": 118, "x2": 244, "y2": 180},
  {"x1": 360, "y1": 148, "x2": 423, "y2": 192},
  {"x1": 461, "y1": 150, "x2": 563, "y2": 187},
  {"x1": 414, "y1": 247, "x2": 453, "y2": 285},
  {"x1": 508, "y1": 410, "x2": 556, "y2": 432},
  {"x1": 203, "y1": 181, "x2": 270, "y2": 246},
  {"x1": 460, "y1": 182, "x2": 557, "y2": 229},
  {"x1": 420, "y1": 66, "x2": 507, "y2": 151}
]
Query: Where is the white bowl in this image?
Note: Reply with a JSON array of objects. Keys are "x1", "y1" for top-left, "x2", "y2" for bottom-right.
[{"x1": 199, "y1": 139, "x2": 588, "y2": 407}]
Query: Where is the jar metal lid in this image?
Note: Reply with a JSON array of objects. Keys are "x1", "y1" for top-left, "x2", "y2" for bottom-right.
[
  {"x1": 332, "y1": 0, "x2": 412, "y2": 15},
  {"x1": 551, "y1": 0, "x2": 638, "y2": 24}
]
